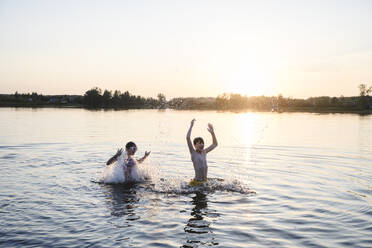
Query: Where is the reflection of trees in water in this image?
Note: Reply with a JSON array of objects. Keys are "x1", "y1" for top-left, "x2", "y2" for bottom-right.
[
  {"x1": 102, "y1": 183, "x2": 140, "y2": 221},
  {"x1": 182, "y1": 192, "x2": 220, "y2": 248}
]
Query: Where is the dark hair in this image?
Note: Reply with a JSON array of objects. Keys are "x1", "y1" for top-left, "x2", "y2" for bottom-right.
[
  {"x1": 193, "y1": 137, "x2": 204, "y2": 145},
  {"x1": 125, "y1": 141, "x2": 137, "y2": 150}
]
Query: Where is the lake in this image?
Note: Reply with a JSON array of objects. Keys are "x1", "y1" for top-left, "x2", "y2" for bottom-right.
[{"x1": 0, "y1": 108, "x2": 371, "y2": 247}]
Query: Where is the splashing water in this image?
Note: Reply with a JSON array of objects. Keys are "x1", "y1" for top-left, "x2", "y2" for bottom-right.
[
  {"x1": 149, "y1": 177, "x2": 255, "y2": 195},
  {"x1": 99, "y1": 156, "x2": 125, "y2": 183},
  {"x1": 95, "y1": 156, "x2": 254, "y2": 195},
  {"x1": 98, "y1": 152, "x2": 152, "y2": 184}
]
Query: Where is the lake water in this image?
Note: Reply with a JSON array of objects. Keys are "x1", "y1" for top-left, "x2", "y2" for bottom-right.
[{"x1": 0, "y1": 108, "x2": 371, "y2": 248}]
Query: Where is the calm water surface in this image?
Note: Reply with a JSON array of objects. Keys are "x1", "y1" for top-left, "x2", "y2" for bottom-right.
[{"x1": 0, "y1": 108, "x2": 371, "y2": 247}]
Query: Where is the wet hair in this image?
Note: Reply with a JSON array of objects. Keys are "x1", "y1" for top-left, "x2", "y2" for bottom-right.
[
  {"x1": 125, "y1": 141, "x2": 137, "y2": 150},
  {"x1": 193, "y1": 137, "x2": 204, "y2": 145}
]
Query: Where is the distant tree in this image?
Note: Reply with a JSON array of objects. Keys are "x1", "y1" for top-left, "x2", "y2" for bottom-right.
[
  {"x1": 157, "y1": 93, "x2": 167, "y2": 108},
  {"x1": 216, "y1": 93, "x2": 229, "y2": 109},
  {"x1": 102, "y1": 89, "x2": 112, "y2": 106},
  {"x1": 359, "y1": 84, "x2": 372, "y2": 97},
  {"x1": 84, "y1": 87, "x2": 103, "y2": 107},
  {"x1": 277, "y1": 94, "x2": 284, "y2": 108},
  {"x1": 112, "y1": 90, "x2": 121, "y2": 106},
  {"x1": 331, "y1": 97, "x2": 338, "y2": 106},
  {"x1": 121, "y1": 91, "x2": 131, "y2": 106},
  {"x1": 230, "y1": 93, "x2": 245, "y2": 108},
  {"x1": 359, "y1": 84, "x2": 372, "y2": 109},
  {"x1": 157, "y1": 93, "x2": 166, "y2": 103}
]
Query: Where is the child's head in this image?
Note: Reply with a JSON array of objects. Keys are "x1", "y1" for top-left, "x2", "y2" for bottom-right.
[
  {"x1": 125, "y1": 141, "x2": 137, "y2": 155},
  {"x1": 193, "y1": 137, "x2": 204, "y2": 151}
]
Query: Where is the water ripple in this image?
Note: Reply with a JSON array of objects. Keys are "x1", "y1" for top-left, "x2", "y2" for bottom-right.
[{"x1": 1, "y1": 109, "x2": 371, "y2": 247}]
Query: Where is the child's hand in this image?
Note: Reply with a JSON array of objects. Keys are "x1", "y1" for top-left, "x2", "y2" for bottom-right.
[
  {"x1": 191, "y1": 119, "x2": 196, "y2": 126},
  {"x1": 145, "y1": 151, "x2": 151, "y2": 157},
  {"x1": 115, "y1": 148, "x2": 123, "y2": 157},
  {"x1": 207, "y1": 123, "x2": 214, "y2": 133}
]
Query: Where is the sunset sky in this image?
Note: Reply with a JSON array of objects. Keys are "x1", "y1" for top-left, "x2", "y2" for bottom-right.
[{"x1": 0, "y1": 0, "x2": 371, "y2": 99}]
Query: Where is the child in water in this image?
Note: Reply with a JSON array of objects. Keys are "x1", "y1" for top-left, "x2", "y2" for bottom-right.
[
  {"x1": 186, "y1": 119, "x2": 218, "y2": 186},
  {"x1": 106, "y1": 141, "x2": 150, "y2": 181}
]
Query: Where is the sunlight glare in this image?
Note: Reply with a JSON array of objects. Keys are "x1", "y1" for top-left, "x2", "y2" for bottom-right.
[
  {"x1": 235, "y1": 113, "x2": 263, "y2": 147},
  {"x1": 227, "y1": 59, "x2": 275, "y2": 96}
]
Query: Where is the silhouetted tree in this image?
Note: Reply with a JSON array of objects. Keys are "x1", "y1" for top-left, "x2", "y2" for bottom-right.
[
  {"x1": 84, "y1": 87, "x2": 103, "y2": 107},
  {"x1": 157, "y1": 93, "x2": 166, "y2": 103},
  {"x1": 359, "y1": 84, "x2": 372, "y2": 97},
  {"x1": 102, "y1": 89, "x2": 112, "y2": 106},
  {"x1": 216, "y1": 93, "x2": 229, "y2": 109},
  {"x1": 359, "y1": 84, "x2": 372, "y2": 109},
  {"x1": 112, "y1": 90, "x2": 121, "y2": 106},
  {"x1": 121, "y1": 91, "x2": 130, "y2": 106},
  {"x1": 157, "y1": 93, "x2": 167, "y2": 108}
]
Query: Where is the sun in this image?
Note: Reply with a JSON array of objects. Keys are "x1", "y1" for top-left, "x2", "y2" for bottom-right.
[{"x1": 227, "y1": 62, "x2": 274, "y2": 96}]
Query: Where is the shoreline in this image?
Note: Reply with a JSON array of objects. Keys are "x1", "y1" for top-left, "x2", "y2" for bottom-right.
[{"x1": 1, "y1": 104, "x2": 371, "y2": 115}]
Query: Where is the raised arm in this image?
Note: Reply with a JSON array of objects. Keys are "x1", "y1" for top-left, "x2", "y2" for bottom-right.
[
  {"x1": 205, "y1": 123, "x2": 218, "y2": 153},
  {"x1": 186, "y1": 119, "x2": 196, "y2": 153},
  {"x1": 137, "y1": 151, "x2": 151, "y2": 164},
  {"x1": 106, "y1": 148, "x2": 123, "y2": 165}
]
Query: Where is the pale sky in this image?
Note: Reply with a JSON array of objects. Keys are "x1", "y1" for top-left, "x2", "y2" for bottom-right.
[{"x1": 0, "y1": 0, "x2": 371, "y2": 98}]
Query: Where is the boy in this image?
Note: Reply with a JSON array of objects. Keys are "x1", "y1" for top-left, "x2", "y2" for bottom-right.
[{"x1": 186, "y1": 119, "x2": 218, "y2": 186}]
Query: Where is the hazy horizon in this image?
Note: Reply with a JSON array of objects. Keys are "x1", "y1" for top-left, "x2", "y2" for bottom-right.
[
  {"x1": 1, "y1": 86, "x2": 369, "y2": 100},
  {"x1": 1, "y1": 0, "x2": 371, "y2": 99}
]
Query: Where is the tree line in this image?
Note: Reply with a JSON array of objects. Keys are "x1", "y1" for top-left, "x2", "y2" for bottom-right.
[
  {"x1": 0, "y1": 87, "x2": 166, "y2": 109},
  {"x1": 213, "y1": 84, "x2": 372, "y2": 112},
  {"x1": 82, "y1": 87, "x2": 165, "y2": 108},
  {"x1": 0, "y1": 84, "x2": 371, "y2": 113}
]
